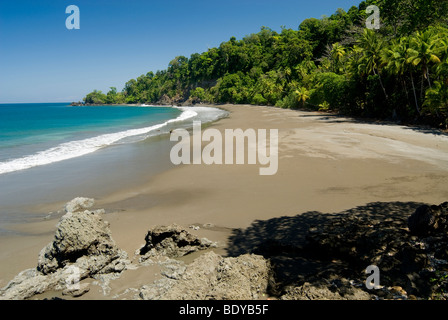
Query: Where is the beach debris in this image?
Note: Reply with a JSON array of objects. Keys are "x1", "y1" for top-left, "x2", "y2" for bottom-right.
[{"x1": 139, "y1": 224, "x2": 217, "y2": 261}]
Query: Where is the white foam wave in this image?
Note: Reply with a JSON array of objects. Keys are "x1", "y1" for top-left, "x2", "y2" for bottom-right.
[{"x1": 0, "y1": 108, "x2": 198, "y2": 175}]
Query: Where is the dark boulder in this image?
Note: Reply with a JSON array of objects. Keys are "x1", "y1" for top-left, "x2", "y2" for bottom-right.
[
  {"x1": 139, "y1": 224, "x2": 217, "y2": 259},
  {"x1": 408, "y1": 202, "x2": 448, "y2": 236}
]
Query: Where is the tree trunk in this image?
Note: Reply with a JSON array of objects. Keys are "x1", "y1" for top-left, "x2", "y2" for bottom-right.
[
  {"x1": 426, "y1": 68, "x2": 432, "y2": 89},
  {"x1": 410, "y1": 72, "x2": 421, "y2": 115},
  {"x1": 402, "y1": 77, "x2": 411, "y2": 110},
  {"x1": 373, "y1": 68, "x2": 388, "y2": 100}
]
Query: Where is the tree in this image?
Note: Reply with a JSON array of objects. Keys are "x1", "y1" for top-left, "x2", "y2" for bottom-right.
[
  {"x1": 407, "y1": 28, "x2": 442, "y2": 89},
  {"x1": 382, "y1": 37, "x2": 421, "y2": 114},
  {"x1": 81, "y1": 1, "x2": 448, "y2": 128},
  {"x1": 189, "y1": 87, "x2": 206, "y2": 102},
  {"x1": 424, "y1": 81, "x2": 448, "y2": 125},
  {"x1": 356, "y1": 28, "x2": 388, "y2": 100},
  {"x1": 106, "y1": 87, "x2": 118, "y2": 104},
  {"x1": 309, "y1": 72, "x2": 347, "y2": 109},
  {"x1": 294, "y1": 86, "x2": 311, "y2": 108},
  {"x1": 83, "y1": 90, "x2": 106, "y2": 104},
  {"x1": 328, "y1": 42, "x2": 346, "y2": 73}
]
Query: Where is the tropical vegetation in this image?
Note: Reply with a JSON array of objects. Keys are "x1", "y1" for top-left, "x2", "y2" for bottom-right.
[{"x1": 83, "y1": 0, "x2": 448, "y2": 128}]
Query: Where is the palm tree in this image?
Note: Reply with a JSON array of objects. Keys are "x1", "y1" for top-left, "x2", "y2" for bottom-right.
[
  {"x1": 434, "y1": 27, "x2": 448, "y2": 85},
  {"x1": 345, "y1": 45, "x2": 363, "y2": 78},
  {"x1": 330, "y1": 42, "x2": 346, "y2": 74},
  {"x1": 295, "y1": 86, "x2": 311, "y2": 108},
  {"x1": 407, "y1": 28, "x2": 442, "y2": 89},
  {"x1": 356, "y1": 28, "x2": 388, "y2": 100},
  {"x1": 382, "y1": 37, "x2": 421, "y2": 115},
  {"x1": 424, "y1": 81, "x2": 448, "y2": 124}
]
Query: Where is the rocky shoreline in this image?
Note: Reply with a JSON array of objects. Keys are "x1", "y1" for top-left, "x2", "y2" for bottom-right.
[{"x1": 1, "y1": 198, "x2": 447, "y2": 300}]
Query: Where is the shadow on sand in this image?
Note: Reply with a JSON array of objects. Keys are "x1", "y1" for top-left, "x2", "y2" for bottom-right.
[{"x1": 226, "y1": 201, "x2": 426, "y2": 296}]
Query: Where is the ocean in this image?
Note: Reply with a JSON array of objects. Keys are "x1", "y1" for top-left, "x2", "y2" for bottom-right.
[{"x1": 0, "y1": 103, "x2": 227, "y2": 230}]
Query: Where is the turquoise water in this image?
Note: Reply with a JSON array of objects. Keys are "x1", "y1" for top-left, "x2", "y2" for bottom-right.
[
  {"x1": 0, "y1": 103, "x2": 184, "y2": 173},
  {"x1": 0, "y1": 103, "x2": 228, "y2": 228},
  {"x1": 0, "y1": 103, "x2": 227, "y2": 228}
]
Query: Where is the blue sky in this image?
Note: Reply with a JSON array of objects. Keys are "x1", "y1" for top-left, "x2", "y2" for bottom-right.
[{"x1": 0, "y1": 0, "x2": 362, "y2": 103}]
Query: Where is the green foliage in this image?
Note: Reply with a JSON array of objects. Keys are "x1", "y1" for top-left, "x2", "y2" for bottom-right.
[
  {"x1": 424, "y1": 81, "x2": 448, "y2": 122},
  {"x1": 252, "y1": 93, "x2": 268, "y2": 106},
  {"x1": 82, "y1": 0, "x2": 448, "y2": 128},
  {"x1": 309, "y1": 72, "x2": 348, "y2": 109},
  {"x1": 189, "y1": 87, "x2": 206, "y2": 101},
  {"x1": 83, "y1": 90, "x2": 106, "y2": 104}
]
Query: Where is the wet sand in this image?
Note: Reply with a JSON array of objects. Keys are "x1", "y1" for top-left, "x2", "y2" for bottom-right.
[{"x1": 1, "y1": 104, "x2": 448, "y2": 298}]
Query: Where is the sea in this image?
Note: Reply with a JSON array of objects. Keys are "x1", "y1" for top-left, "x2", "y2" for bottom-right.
[{"x1": 0, "y1": 103, "x2": 228, "y2": 231}]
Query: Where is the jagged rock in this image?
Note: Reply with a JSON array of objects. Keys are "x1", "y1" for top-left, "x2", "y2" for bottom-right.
[
  {"x1": 37, "y1": 207, "x2": 124, "y2": 275},
  {"x1": 408, "y1": 202, "x2": 448, "y2": 236},
  {"x1": 0, "y1": 268, "x2": 54, "y2": 300},
  {"x1": 64, "y1": 197, "x2": 95, "y2": 213},
  {"x1": 139, "y1": 251, "x2": 271, "y2": 300},
  {"x1": 301, "y1": 202, "x2": 448, "y2": 298},
  {"x1": 1, "y1": 198, "x2": 130, "y2": 300},
  {"x1": 280, "y1": 281, "x2": 371, "y2": 300},
  {"x1": 159, "y1": 259, "x2": 187, "y2": 280},
  {"x1": 0, "y1": 264, "x2": 92, "y2": 300},
  {"x1": 139, "y1": 224, "x2": 217, "y2": 259},
  {"x1": 62, "y1": 283, "x2": 90, "y2": 297}
]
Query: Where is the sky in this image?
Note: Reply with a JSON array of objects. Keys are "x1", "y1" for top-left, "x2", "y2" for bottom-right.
[{"x1": 0, "y1": 0, "x2": 363, "y2": 103}]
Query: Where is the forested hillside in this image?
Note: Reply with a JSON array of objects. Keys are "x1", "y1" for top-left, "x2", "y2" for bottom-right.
[{"x1": 83, "y1": 0, "x2": 448, "y2": 128}]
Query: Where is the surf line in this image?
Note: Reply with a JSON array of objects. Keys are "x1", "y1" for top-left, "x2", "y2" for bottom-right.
[{"x1": 170, "y1": 121, "x2": 278, "y2": 176}]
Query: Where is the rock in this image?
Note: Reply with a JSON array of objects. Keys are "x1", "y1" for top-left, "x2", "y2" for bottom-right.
[
  {"x1": 139, "y1": 278, "x2": 177, "y2": 300},
  {"x1": 62, "y1": 283, "x2": 90, "y2": 297},
  {"x1": 37, "y1": 206, "x2": 124, "y2": 275},
  {"x1": 389, "y1": 286, "x2": 407, "y2": 297},
  {"x1": 0, "y1": 264, "x2": 92, "y2": 300},
  {"x1": 1, "y1": 198, "x2": 130, "y2": 300},
  {"x1": 207, "y1": 253, "x2": 272, "y2": 300},
  {"x1": 139, "y1": 251, "x2": 271, "y2": 300},
  {"x1": 160, "y1": 259, "x2": 187, "y2": 280},
  {"x1": 65, "y1": 197, "x2": 95, "y2": 213},
  {"x1": 139, "y1": 224, "x2": 217, "y2": 259},
  {"x1": 280, "y1": 281, "x2": 371, "y2": 300},
  {"x1": 0, "y1": 269, "x2": 53, "y2": 300},
  {"x1": 408, "y1": 202, "x2": 448, "y2": 236}
]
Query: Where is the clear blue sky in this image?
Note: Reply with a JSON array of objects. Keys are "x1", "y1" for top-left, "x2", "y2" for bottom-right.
[{"x1": 0, "y1": 0, "x2": 362, "y2": 103}]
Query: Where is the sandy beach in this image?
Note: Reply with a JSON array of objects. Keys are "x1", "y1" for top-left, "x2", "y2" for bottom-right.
[{"x1": 1, "y1": 104, "x2": 448, "y2": 299}]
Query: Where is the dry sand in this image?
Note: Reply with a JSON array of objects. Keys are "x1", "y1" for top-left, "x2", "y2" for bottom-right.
[{"x1": 1, "y1": 104, "x2": 448, "y2": 298}]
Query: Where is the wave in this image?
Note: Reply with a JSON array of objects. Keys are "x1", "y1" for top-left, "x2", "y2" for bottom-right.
[{"x1": 0, "y1": 108, "x2": 198, "y2": 175}]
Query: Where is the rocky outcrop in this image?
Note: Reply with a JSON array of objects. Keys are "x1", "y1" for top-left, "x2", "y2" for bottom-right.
[
  {"x1": 64, "y1": 197, "x2": 95, "y2": 214},
  {"x1": 303, "y1": 202, "x2": 448, "y2": 299},
  {"x1": 280, "y1": 281, "x2": 371, "y2": 300},
  {"x1": 139, "y1": 251, "x2": 271, "y2": 300},
  {"x1": 37, "y1": 205, "x2": 125, "y2": 275},
  {"x1": 227, "y1": 201, "x2": 448, "y2": 300},
  {"x1": 0, "y1": 198, "x2": 130, "y2": 300},
  {"x1": 139, "y1": 224, "x2": 217, "y2": 260},
  {"x1": 407, "y1": 202, "x2": 448, "y2": 236},
  {"x1": 2, "y1": 200, "x2": 447, "y2": 300}
]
